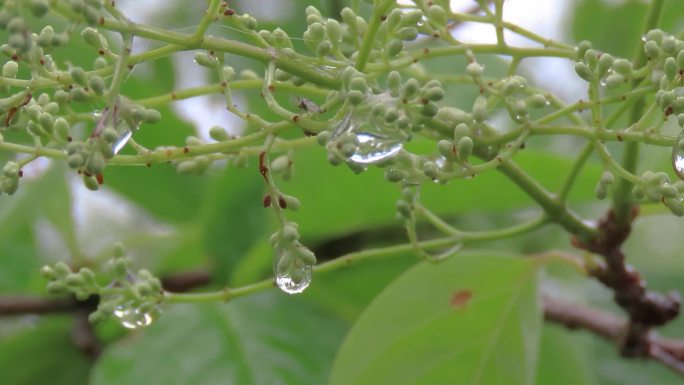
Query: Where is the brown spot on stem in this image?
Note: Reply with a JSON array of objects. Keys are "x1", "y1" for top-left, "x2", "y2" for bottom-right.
[{"x1": 263, "y1": 194, "x2": 272, "y2": 207}]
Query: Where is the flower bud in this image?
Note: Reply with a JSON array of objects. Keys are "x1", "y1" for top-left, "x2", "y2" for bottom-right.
[
  {"x1": 427, "y1": 5, "x2": 447, "y2": 28},
  {"x1": 85, "y1": 151, "x2": 106, "y2": 174},
  {"x1": 574, "y1": 62, "x2": 594, "y2": 82},
  {"x1": 604, "y1": 73, "x2": 625, "y2": 89},
  {"x1": 347, "y1": 90, "x2": 365, "y2": 106},
  {"x1": 466, "y1": 62, "x2": 483, "y2": 77},
  {"x1": 222, "y1": 66, "x2": 236, "y2": 81},
  {"x1": 613, "y1": 59, "x2": 632, "y2": 75},
  {"x1": 472, "y1": 96, "x2": 487, "y2": 122},
  {"x1": 2, "y1": 61, "x2": 18, "y2": 78},
  {"x1": 385, "y1": 168, "x2": 406, "y2": 183},
  {"x1": 664, "y1": 57, "x2": 677, "y2": 82},
  {"x1": 194, "y1": 51, "x2": 218, "y2": 68},
  {"x1": 70, "y1": 67, "x2": 87, "y2": 87},
  {"x1": 678, "y1": 50, "x2": 684, "y2": 69},
  {"x1": 597, "y1": 53, "x2": 613, "y2": 79},
  {"x1": 421, "y1": 102, "x2": 438, "y2": 117},
  {"x1": 664, "y1": 197, "x2": 684, "y2": 216},
  {"x1": 575, "y1": 40, "x2": 592, "y2": 60},
  {"x1": 456, "y1": 136, "x2": 473, "y2": 162},
  {"x1": 583, "y1": 49, "x2": 598, "y2": 68},
  {"x1": 401, "y1": 78, "x2": 419, "y2": 99},
  {"x1": 143, "y1": 109, "x2": 161, "y2": 124},
  {"x1": 388, "y1": 71, "x2": 401, "y2": 93},
  {"x1": 644, "y1": 40, "x2": 660, "y2": 59},
  {"x1": 47, "y1": 281, "x2": 67, "y2": 294},
  {"x1": 325, "y1": 19, "x2": 341, "y2": 44},
  {"x1": 387, "y1": 38, "x2": 403, "y2": 57},
  {"x1": 662, "y1": 36, "x2": 677, "y2": 54},
  {"x1": 397, "y1": 27, "x2": 419, "y2": 41}
]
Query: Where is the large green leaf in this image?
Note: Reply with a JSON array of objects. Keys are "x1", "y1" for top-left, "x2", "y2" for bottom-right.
[
  {"x1": 328, "y1": 252, "x2": 543, "y2": 385},
  {"x1": 0, "y1": 317, "x2": 92, "y2": 385},
  {"x1": 90, "y1": 292, "x2": 347, "y2": 385}
]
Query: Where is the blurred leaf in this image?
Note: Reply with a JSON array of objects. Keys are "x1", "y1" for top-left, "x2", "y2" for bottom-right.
[
  {"x1": 0, "y1": 165, "x2": 72, "y2": 292},
  {"x1": 199, "y1": 164, "x2": 268, "y2": 284},
  {"x1": 536, "y1": 325, "x2": 596, "y2": 385},
  {"x1": 0, "y1": 317, "x2": 91, "y2": 385},
  {"x1": 90, "y1": 293, "x2": 346, "y2": 385},
  {"x1": 287, "y1": 146, "x2": 602, "y2": 239},
  {"x1": 328, "y1": 252, "x2": 542, "y2": 385}
]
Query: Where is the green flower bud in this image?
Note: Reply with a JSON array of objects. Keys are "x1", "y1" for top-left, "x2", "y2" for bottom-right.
[
  {"x1": 143, "y1": 109, "x2": 161, "y2": 124},
  {"x1": 659, "y1": 184, "x2": 679, "y2": 198},
  {"x1": 427, "y1": 5, "x2": 447, "y2": 28},
  {"x1": 8, "y1": 33, "x2": 27, "y2": 51},
  {"x1": 305, "y1": 5, "x2": 323, "y2": 24},
  {"x1": 678, "y1": 50, "x2": 684, "y2": 69},
  {"x1": 384, "y1": 107, "x2": 399, "y2": 123},
  {"x1": 325, "y1": 19, "x2": 341, "y2": 44},
  {"x1": 387, "y1": 38, "x2": 403, "y2": 57},
  {"x1": 239, "y1": 69, "x2": 258, "y2": 80},
  {"x1": 44, "y1": 102, "x2": 59, "y2": 115},
  {"x1": 222, "y1": 66, "x2": 236, "y2": 81},
  {"x1": 583, "y1": 49, "x2": 598, "y2": 68},
  {"x1": 65, "y1": 273, "x2": 85, "y2": 287},
  {"x1": 660, "y1": 91, "x2": 675, "y2": 110},
  {"x1": 51, "y1": 33, "x2": 69, "y2": 47},
  {"x1": 664, "y1": 57, "x2": 678, "y2": 82},
  {"x1": 526, "y1": 94, "x2": 548, "y2": 109},
  {"x1": 673, "y1": 97, "x2": 684, "y2": 115},
  {"x1": 349, "y1": 76, "x2": 367, "y2": 92},
  {"x1": 397, "y1": 27, "x2": 419, "y2": 41},
  {"x1": 388, "y1": 71, "x2": 401, "y2": 93},
  {"x1": 47, "y1": 281, "x2": 67, "y2": 294},
  {"x1": 472, "y1": 96, "x2": 487, "y2": 122},
  {"x1": 177, "y1": 160, "x2": 198, "y2": 175},
  {"x1": 662, "y1": 36, "x2": 677, "y2": 54},
  {"x1": 423, "y1": 161, "x2": 439, "y2": 178},
  {"x1": 613, "y1": 59, "x2": 632, "y2": 75},
  {"x1": 645, "y1": 29, "x2": 664, "y2": 43},
  {"x1": 7, "y1": 18, "x2": 25, "y2": 34},
  {"x1": 423, "y1": 87, "x2": 444, "y2": 102},
  {"x1": 456, "y1": 136, "x2": 473, "y2": 162},
  {"x1": 340, "y1": 7, "x2": 358, "y2": 32},
  {"x1": 600, "y1": 171, "x2": 614, "y2": 185},
  {"x1": 604, "y1": 73, "x2": 625, "y2": 89},
  {"x1": 239, "y1": 14, "x2": 257, "y2": 30},
  {"x1": 316, "y1": 40, "x2": 332, "y2": 57},
  {"x1": 597, "y1": 53, "x2": 613, "y2": 79},
  {"x1": 30, "y1": 0, "x2": 50, "y2": 17},
  {"x1": 70, "y1": 67, "x2": 87, "y2": 86},
  {"x1": 40, "y1": 265, "x2": 57, "y2": 280},
  {"x1": 385, "y1": 168, "x2": 406, "y2": 183},
  {"x1": 93, "y1": 56, "x2": 108, "y2": 70},
  {"x1": 54, "y1": 90, "x2": 69, "y2": 104},
  {"x1": 401, "y1": 9, "x2": 423, "y2": 26},
  {"x1": 80, "y1": 26, "x2": 101, "y2": 46},
  {"x1": 89, "y1": 75, "x2": 105, "y2": 95},
  {"x1": 347, "y1": 90, "x2": 365, "y2": 106},
  {"x1": 396, "y1": 200, "x2": 412, "y2": 219},
  {"x1": 113, "y1": 257, "x2": 128, "y2": 277},
  {"x1": 574, "y1": 62, "x2": 594, "y2": 82},
  {"x1": 297, "y1": 246, "x2": 316, "y2": 266},
  {"x1": 421, "y1": 102, "x2": 438, "y2": 117},
  {"x1": 437, "y1": 139, "x2": 456, "y2": 160},
  {"x1": 2, "y1": 61, "x2": 18, "y2": 78},
  {"x1": 272, "y1": 28, "x2": 293, "y2": 48},
  {"x1": 70, "y1": 88, "x2": 92, "y2": 103},
  {"x1": 85, "y1": 151, "x2": 106, "y2": 174},
  {"x1": 112, "y1": 242, "x2": 125, "y2": 258},
  {"x1": 67, "y1": 153, "x2": 84, "y2": 168},
  {"x1": 401, "y1": 78, "x2": 420, "y2": 99},
  {"x1": 575, "y1": 40, "x2": 592, "y2": 60},
  {"x1": 466, "y1": 62, "x2": 483, "y2": 77},
  {"x1": 194, "y1": 51, "x2": 218, "y2": 68},
  {"x1": 595, "y1": 181, "x2": 607, "y2": 200},
  {"x1": 664, "y1": 197, "x2": 684, "y2": 216},
  {"x1": 101, "y1": 126, "x2": 118, "y2": 143},
  {"x1": 54, "y1": 262, "x2": 72, "y2": 276},
  {"x1": 2, "y1": 161, "x2": 18, "y2": 178},
  {"x1": 83, "y1": 6, "x2": 100, "y2": 25},
  {"x1": 209, "y1": 126, "x2": 230, "y2": 141},
  {"x1": 644, "y1": 40, "x2": 660, "y2": 59},
  {"x1": 39, "y1": 112, "x2": 54, "y2": 132}
]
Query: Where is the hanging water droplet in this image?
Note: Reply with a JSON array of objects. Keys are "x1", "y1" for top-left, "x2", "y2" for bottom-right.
[
  {"x1": 110, "y1": 120, "x2": 136, "y2": 154},
  {"x1": 91, "y1": 99, "x2": 141, "y2": 155},
  {"x1": 113, "y1": 305, "x2": 155, "y2": 329},
  {"x1": 274, "y1": 257, "x2": 312, "y2": 294},
  {"x1": 329, "y1": 94, "x2": 409, "y2": 166},
  {"x1": 671, "y1": 130, "x2": 684, "y2": 180}
]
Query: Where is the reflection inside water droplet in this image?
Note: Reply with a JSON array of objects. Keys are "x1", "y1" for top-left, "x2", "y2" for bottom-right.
[
  {"x1": 350, "y1": 133, "x2": 403, "y2": 164},
  {"x1": 672, "y1": 130, "x2": 684, "y2": 180},
  {"x1": 274, "y1": 258, "x2": 312, "y2": 294},
  {"x1": 113, "y1": 305, "x2": 155, "y2": 329}
]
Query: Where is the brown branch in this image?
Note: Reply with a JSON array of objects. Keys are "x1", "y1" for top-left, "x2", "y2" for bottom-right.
[{"x1": 544, "y1": 296, "x2": 684, "y2": 377}]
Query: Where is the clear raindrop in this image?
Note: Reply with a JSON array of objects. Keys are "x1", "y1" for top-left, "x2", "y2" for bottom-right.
[
  {"x1": 329, "y1": 94, "x2": 409, "y2": 166},
  {"x1": 274, "y1": 257, "x2": 312, "y2": 294},
  {"x1": 91, "y1": 100, "x2": 141, "y2": 155},
  {"x1": 113, "y1": 305, "x2": 155, "y2": 329},
  {"x1": 672, "y1": 130, "x2": 684, "y2": 180}
]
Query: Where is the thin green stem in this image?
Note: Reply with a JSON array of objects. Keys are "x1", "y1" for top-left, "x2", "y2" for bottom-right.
[
  {"x1": 354, "y1": 0, "x2": 393, "y2": 71},
  {"x1": 192, "y1": 0, "x2": 221, "y2": 43},
  {"x1": 611, "y1": 0, "x2": 665, "y2": 226},
  {"x1": 558, "y1": 141, "x2": 594, "y2": 202}
]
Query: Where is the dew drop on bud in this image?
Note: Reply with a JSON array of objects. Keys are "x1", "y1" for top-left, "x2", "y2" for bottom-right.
[
  {"x1": 274, "y1": 252, "x2": 312, "y2": 294},
  {"x1": 328, "y1": 94, "x2": 408, "y2": 167},
  {"x1": 672, "y1": 130, "x2": 684, "y2": 181},
  {"x1": 113, "y1": 305, "x2": 156, "y2": 329}
]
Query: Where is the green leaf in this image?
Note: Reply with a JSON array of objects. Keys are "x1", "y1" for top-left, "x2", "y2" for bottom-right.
[
  {"x1": 288, "y1": 146, "x2": 602, "y2": 239},
  {"x1": 0, "y1": 317, "x2": 92, "y2": 385},
  {"x1": 199, "y1": 164, "x2": 268, "y2": 284},
  {"x1": 536, "y1": 325, "x2": 596, "y2": 385},
  {"x1": 328, "y1": 252, "x2": 543, "y2": 385},
  {"x1": 90, "y1": 293, "x2": 347, "y2": 385}
]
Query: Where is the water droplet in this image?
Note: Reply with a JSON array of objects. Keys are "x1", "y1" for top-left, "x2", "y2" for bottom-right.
[
  {"x1": 110, "y1": 123, "x2": 134, "y2": 154},
  {"x1": 672, "y1": 130, "x2": 684, "y2": 180},
  {"x1": 113, "y1": 305, "x2": 155, "y2": 329},
  {"x1": 275, "y1": 258, "x2": 312, "y2": 294},
  {"x1": 91, "y1": 100, "x2": 141, "y2": 155},
  {"x1": 329, "y1": 94, "x2": 408, "y2": 166}
]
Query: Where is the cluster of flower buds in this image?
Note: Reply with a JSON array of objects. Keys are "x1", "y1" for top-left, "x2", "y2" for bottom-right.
[
  {"x1": 631, "y1": 171, "x2": 684, "y2": 216},
  {"x1": 643, "y1": 30, "x2": 684, "y2": 123},
  {"x1": 41, "y1": 243, "x2": 164, "y2": 328},
  {"x1": 575, "y1": 42, "x2": 632, "y2": 90}
]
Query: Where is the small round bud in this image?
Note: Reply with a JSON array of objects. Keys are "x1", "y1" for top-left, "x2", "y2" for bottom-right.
[
  {"x1": 39, "y1": 112, "x2": 54, "y2": 132},
  {"x1": 600, "y1": 171, "x2": 614, "y2": 185},
  {"x1": 221, "y1": 66, "x2": 236, "y2": 81},
  {"x1": 526, "y1": 94, "x2": 548, "y2": 109},
  {"x1": 67, "y1": 153, "x2": 84, "y2": 168},
  {"x1": 427, "y1": 5, "x2": 447, "y2": 28},
  {"x1": 85, "y1": 151, "x2": 106, "y2": 175},
  {"x1": 397, "y1": 27, "x2": 419, "y2": 41},
  {"x1": 347, "y1": 90, "x2": 365, "y2": 106},
  {"x1": 574, "y1": 62, "x2": 594, "y2": 82},
  {"x1": 644, "y1": 40, "x2": 660, "y2": 59},
  {"x1": 386, "y1": 38, "x2": 403, "y2": 57},
  {"x1": 385, "y1": 168, "x2": 406, "y2": 183},
  {"x1": 597, "y1": 53, "x2": 613, "y2": 79},
  {"x1": 613, "y1": 59, "x2": 632, "y2": 75},
  {"x1": 316, "y1": 40, "x2": 332, "y2": 57},
  {"x1": 472, "y1": 96, "x2": 487, "y2": 122},
  {"x1": 2, "y1": 61, "x2": 18, "y2": 78},
  {"x1": 604, "y1": 73, "x2": 625, "y2": 89},
  {"x1": 47, "y1": 281, "x2": 67, "y2": 294},
  {"x1": 662, "y1": 36, "x2": 677, "y2": 54},
  {"x1": 29, "y1": 0, "x2": 50, "y2": 17},
  {"x1": 396, "y1": 200, "x2": 412, "y2": 219},
  {"x1": 595, "y1": 182, "x2": 607, "y2": 200},
  {"x1": 423, "y1": 161, "x2": 439, "y2": 178},
  {"x1": 576, "y1": 40, "x2": 592, "y2": 60},
  {"x1": 239, "y1": 69, "x2": 258, "y2": 80},
  {"x1": 658, "y1": 184, "x2": 679, "y2": 198},
  {"x1": 456, "y1": 136, "x2": 473, "y2": 162},
  {"x1": 678, "y1": 50, "x2": 684, "y2": 69},
  {"x1": 70, "y1": 88, "x2": 92, "y2": 103},
  {"x1": 401, "y1": 78, "x2": 420, "y2": 99},
  {"x1": 384, "y1": 107, "x2": 399, "y2": 123},
  {"x1": 466, "y1": 62, "x2": 483, "y2": 77},
  {"x1": 89, "y1": 75, "x2": 106, "y2": 95},
  {"x1": 645, "y1": 29, "x2": 664, "y2": 44},
  {"x1": 2, "y1": 161, "x2": 18, "y2": 178},
  {"x1": 209, "y1": 126, "x2": 230, "y2": 141},
  {"x1": 65, "y1": 273, "x2": 85, "y2": 287},
  {"x1": 143, "y1": 109, "x2": 162, "y2": 124},
  {"x1": 423, "y1": 87, "x2": 444, "y2": 102},
  {"x1": 81, "y1": 26, "x2": 102, "y2": 47},
  {"x1": 349, "y1": 76, "x2": 368, "y2": 93},
  {"x1": 583, "y1": 49, "x2": 598, "y2": 68},
  {"x1": 388, "y1": 71, "x2": 401, "y2": 92},
  {"x1": 664, "y1": 57, "x2": 677, "y2": 82},
  {"x1": 421, "y1": 102, "x2": 439, "y2": 117},
  {"x1": 297, "y1": 247, "x2": 317, "y2": 266},
  {"x1": 325, "y1": 19, "x2": 341, "y2": 44},
  {"x1": 70, "y1": 67, "x2": 87, "y2": 87},
  {"x1": 40, "y1": 265, "x2": 57, "y2": 280},
  {"x1": 176, "y1": 160, "x2": 198, "y2": 175},
  {"x1": 194, "y1": 51, "x2": 218, "y2": 68},
  {"x1": 664, "y1": 197, "x2": 684, "y2": 217}
]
